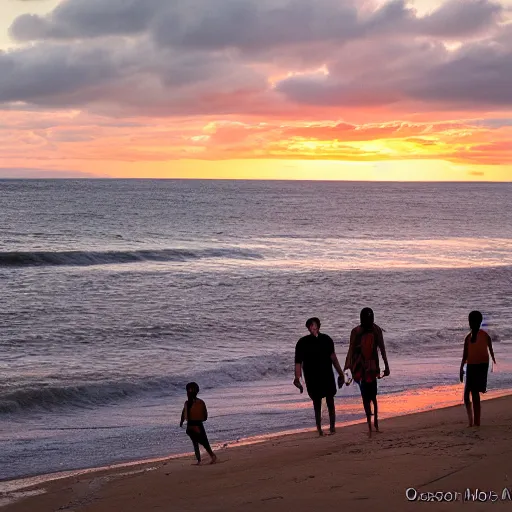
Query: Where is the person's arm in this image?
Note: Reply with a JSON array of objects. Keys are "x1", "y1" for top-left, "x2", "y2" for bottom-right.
[
  {"x1": 203, "y1": 401, "x2": 208, "y2": 422},
  {"x1": 179, "y1": 401, "x2": 187, "y2": 427},
  {"x1": 294, "y1": 340, "x2": 304, "y2": 391},
  {"x1": 344, "y1": 329, "x2": 355, "y2": 371},
  {"x1": 460, "y1": 337, "x2": 468, "y2": 382},
  {"x1": 331, "y1": 352, "x2": 345, "y2": 387},
  {"x1": 376, "y1": 326, "x2": 390, "y2": 376},
  {"x1": 294, "y1": 363, "x2": 304, "y2": 392},
  {"x1": 327, "y1": 334, "x2": 345, "y2": 386},
  {"x1": 331, "y1": 352, "x2": 344, "y2": 377},
  {"x1": 487, "y1": 334, "x2": 497, "y2": 365}
]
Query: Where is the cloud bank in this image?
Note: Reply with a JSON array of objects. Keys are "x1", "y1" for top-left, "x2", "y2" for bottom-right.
[
  {"x1": 1, "y1": 0, "x2": 509, "y2": 116},
  {"x1": 1, "y1": 0, "x2": 512, "y2": 177}
]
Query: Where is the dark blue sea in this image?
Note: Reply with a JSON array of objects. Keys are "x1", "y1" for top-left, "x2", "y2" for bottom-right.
[{"x1": 1, "y1": 180, "x2": 511, "y2": 481}]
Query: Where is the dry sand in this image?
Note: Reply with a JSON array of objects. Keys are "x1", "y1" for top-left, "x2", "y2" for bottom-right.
[{"x1": 2, "y1": 395, "x2": 512, "y2": 512}]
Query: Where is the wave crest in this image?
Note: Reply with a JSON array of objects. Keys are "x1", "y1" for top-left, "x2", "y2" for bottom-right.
[
  {"x1": 0, "y1": 248, "x2": 263, "y2": 267},
  {"x1": 0, "y1": 354, "x2": 292, "y2": 414}
]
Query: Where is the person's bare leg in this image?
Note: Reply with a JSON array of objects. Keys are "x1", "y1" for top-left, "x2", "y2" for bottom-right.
[
  {"x1": 465, "y1": 404, "x2": 474, "y2": 427},
  {"x1": 199, "y1": 430, "x2": 217, "y2": 463},
  {"x1": 204, "y1": 446, "x2": 217, "y2": 464},
  {"x1": 473, "y1": 390, "x2": 481, "y2": 426},
  {"x1": 326, "y1": 395, "x2": 336, "y2": 434},
  {"x1": 363, "y1": 398, "x2": 372, "y2": 438},
  {"x1": 192, "y1": 440, "x2": 201, "y2": 465},
  {"x1": 313, "y1": 398, "x2": 324, "y2": 436},
  {"x1": 206, "y1": 447, "x2": 217, "y2": 464},
  {"x1": 464, "y1": 386, "x2": 473, "y2": 427},
  {"x1": 372, "y1": 397, "x2": 380, "y2": 432}
]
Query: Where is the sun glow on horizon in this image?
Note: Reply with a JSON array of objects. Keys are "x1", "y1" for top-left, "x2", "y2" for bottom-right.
[
  {"x1": 1, "y1": 0, "x2": 512, "y2": 181},
  {"x1": 26, "y1": 158, "x2": 503, "y2": 182}
]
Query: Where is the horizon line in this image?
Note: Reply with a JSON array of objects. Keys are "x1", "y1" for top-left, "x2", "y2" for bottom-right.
[{"x1": 0, "y1": 177, "x2": 511, "y2": 184}]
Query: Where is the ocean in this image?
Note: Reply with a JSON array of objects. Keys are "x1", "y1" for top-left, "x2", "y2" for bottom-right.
[{"x1": 1, "y1": 179, "x2": 511, "y2": 481}]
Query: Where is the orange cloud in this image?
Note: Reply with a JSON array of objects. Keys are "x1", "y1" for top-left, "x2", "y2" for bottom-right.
[
  {"x1": 1, "y1": 1, "x2": 511, "y2": 180},
  {"x1": 1, "y1": 112, "x2": 512, "y2": 175}
]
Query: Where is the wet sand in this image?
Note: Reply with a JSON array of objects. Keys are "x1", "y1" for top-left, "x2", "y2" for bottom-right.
[{"x1": 2, "y1": 395, "x2": 512, "y2": 511}]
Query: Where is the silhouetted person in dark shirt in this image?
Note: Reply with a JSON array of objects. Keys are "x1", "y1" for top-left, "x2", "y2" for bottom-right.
[{"x1": 294, "y1": 317, "x2": 345, "y2": 436}]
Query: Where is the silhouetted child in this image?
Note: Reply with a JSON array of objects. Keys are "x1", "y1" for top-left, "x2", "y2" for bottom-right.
[
  {"x1": 180, "y1": 382, "x2": 217, "y2": 465},
  {"x1": 460, "y1": 311, "x2": 496, "y2": 427}
]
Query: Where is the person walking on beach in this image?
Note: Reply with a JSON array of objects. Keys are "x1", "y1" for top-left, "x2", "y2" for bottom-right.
[
  {"x1": 180, "y1": 382, "x2": 217, "y2": 465},
  {"x1": 345, "y1": 308, "x2": 390, "y2": 438},
  {"x1": 460, "y1": 311, "x2": 496, "y2": 427},
  {"x1": 294, "y1": 317, "x2": 345, "y2": 436}
]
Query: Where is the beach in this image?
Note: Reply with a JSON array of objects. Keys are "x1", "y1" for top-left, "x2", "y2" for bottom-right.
[
  {"x1": 2, "y1": 180, "x2": 512, "y2": 480},
  {"x1": 2, "y1": 0, "x2": 512, "y2": 505},
  {"x1": 2, "y1": 394, "x2": 512, "y2": 511},
  {"x1": 2, "y1": 0, "x2": 512, "y2": 501}
]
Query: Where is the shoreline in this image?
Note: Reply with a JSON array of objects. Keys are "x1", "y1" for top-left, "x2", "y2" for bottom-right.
[
  {"x1": 2, "y1": 389, "x2": 512, "y2": 509},
  {"x1": 3, "y1": 394, "x2": 512, "y2": 511},
  {"x1": 2, "y1": 386, "x2": 511, "y2": 490}
]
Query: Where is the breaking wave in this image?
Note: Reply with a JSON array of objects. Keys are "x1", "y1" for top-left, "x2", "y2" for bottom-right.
[
  {"x1": 0, "y1": 354, "x2": 291, "y2": 414},
  {"x1": 0, "y1": 248, "x2": 264, "y2": 268}
]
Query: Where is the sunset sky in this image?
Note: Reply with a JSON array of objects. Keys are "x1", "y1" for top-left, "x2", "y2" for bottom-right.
[{"x1": 1, "y1": 0, "x2": 512, "y2": 180}]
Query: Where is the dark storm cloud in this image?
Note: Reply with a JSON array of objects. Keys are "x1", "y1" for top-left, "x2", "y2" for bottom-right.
[
  {"x1": 0, "y1": 43, "x2": 124, "y2": 104},
  {"x1": 276, "y1": 29, "x2": 512, "y2": 108},
  {"x1": 0, "y1": 37, "x2": 267, "y2": 114},
  {"x1": 416, "y1": 0, "x2": 503, "y2": 38},
  {"x1": 10, "y1": 0, "x2": 502, "y2": 45},
  {"x1": 10, "y1": 0, "x2": 167, "y2": 40},
  {"x1": 2, "y1": 0, "x2": 511, "y2": 114}
]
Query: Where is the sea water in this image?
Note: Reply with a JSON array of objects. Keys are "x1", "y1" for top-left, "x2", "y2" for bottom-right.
[{"x1": 1, "y1": 179, "x2": 511, "y2": 480}]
